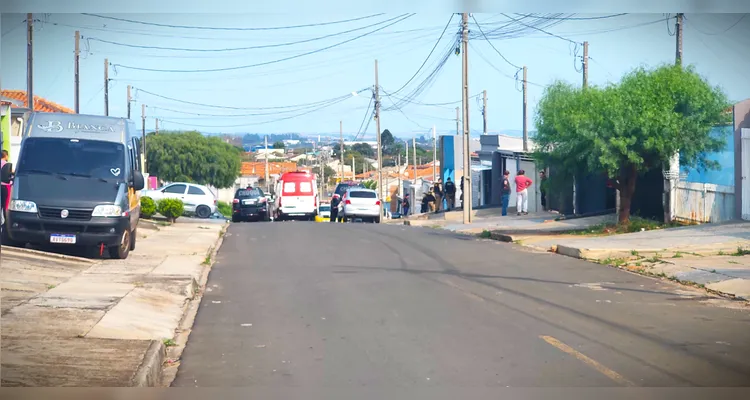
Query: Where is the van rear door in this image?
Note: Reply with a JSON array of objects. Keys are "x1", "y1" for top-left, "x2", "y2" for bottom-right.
[{"x1": 281, "y1": 180, "x2": 315, "y2": 214}]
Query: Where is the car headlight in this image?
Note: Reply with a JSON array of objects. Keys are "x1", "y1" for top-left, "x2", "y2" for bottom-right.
[
  {"x1": 92, "y1": 205, "x2": 123, "y2": 217},
  {"x1": 9, "y1": 200, "x2": 38, "y2": 213}
]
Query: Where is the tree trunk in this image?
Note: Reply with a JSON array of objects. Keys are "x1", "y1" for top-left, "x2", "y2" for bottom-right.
[{"x1": 617, "y1": 165, "x2": 638, "y2": 224}]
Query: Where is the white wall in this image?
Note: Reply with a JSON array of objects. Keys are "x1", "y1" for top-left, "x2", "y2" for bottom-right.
[{"x1": 674, "y1": 181, "x2": 735, "y2": 223}]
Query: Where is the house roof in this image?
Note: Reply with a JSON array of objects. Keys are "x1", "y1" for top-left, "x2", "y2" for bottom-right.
[
  {"x1": 241, "y1": 161, "x2": 299, "y2": 177},
  {"x1": 1, "y1": 90, "x2": 75, "y2": 114}
]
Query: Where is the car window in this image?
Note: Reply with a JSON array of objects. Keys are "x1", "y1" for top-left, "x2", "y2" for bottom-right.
[
  {"x1": 349, "y1": 191, "x2": 377, "y2": 198},
  {"x1": 319, "y1": 205, "x2": 331, "y2": 211},
  {"x1": 283, "y1": 182, "x2": 295, "y2": 193},
  {"x1": 299, "y1": 182, "x2": 312, "y2": 193},
  {"x1": 164, "y1": 184, "x2": 187, "y2": 194},
  {"x1": 236, "y1": 188, "x2": 263, "y2": 198},
  {"x1": 188, "y1": 186, "x2": 206, "y2": 195}
]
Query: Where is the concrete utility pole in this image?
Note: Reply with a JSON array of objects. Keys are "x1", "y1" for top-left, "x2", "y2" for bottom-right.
[
  {"x1": 397, "y1": 153, "x2": 402, "y2": 210},
  {"x1": 127, "y1": 85, "x2": 132, "y2": 119},
  {"x1": 104, "y1": 59, "x2": 110, "y2": 116},
  {"x1": 413, "y1": 137, "x2": 417, "y2": 196},
  {"x1": 155, "y1": 118, "x2": 159, "y2": 135},
  {"x1": 26, "y1": 14, "x2": 35, "y2": 111},
  {"x1": 522, "y1": 66, "x2": 528, "y2": 152},
  {"x1": 582, "y1": 41, "x2": 589, "y2": 89},
  {"x1": 351, "y1": 157, "x2": 355, "y2": 180},
  {"x1": 374, "y1": 59, "x2": 384, "y2": 222},
  {"x1": 461, "y1": 12, "x2": 472, "y2": 224},
  {"x1": 482, "y1": 90, "x2": 488, "y2": 135},
  {"x1": 74, "y1": 30, "x2": 80, "y2": 113},
  {"x1": 455, "y1": 106, "x2": 460, "y2": 135},
  {"x1": 675, "y1": 13, "x2": 684, "y2": 67},
  {"x1": 264, "y1": 135, "x2": 270, "y2": 193},
  {"x1": 320, "y1": 151, "x2": 325, "y2": 200},
  {"x1": 339, "y1": 120, "x2": 344, "y2": 181},
  {"x1": 141, "y1": 104, "x2": 147, "y2": 173},
  {"x1": 432, "y1": 125, "x2": 437, "y2": 181}
]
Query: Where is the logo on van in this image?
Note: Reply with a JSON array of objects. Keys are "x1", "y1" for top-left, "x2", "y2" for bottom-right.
[
  {"x1": 36, "y1": 120, "x2": 117, "y2": 133},
  {"x1": 60, "y1": 209, "x2": 69, "y2": 219}
]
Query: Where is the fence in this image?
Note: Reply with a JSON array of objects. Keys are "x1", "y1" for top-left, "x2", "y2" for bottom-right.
[{"x1": 673, "y1": 181, "x2": 735, "y2": 223}]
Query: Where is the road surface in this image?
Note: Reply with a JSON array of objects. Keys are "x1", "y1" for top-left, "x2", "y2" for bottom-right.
[{"x1": 173, "y1": 221, "x2": 750, "y2": 389}]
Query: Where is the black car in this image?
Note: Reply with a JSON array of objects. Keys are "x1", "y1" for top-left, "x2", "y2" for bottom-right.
[
  {"x1": 333, "y1": 181, "x2": 364, "y2": 198},
  {"x1": 232, "y1": 187, "x2": 269, "y2": 222}
]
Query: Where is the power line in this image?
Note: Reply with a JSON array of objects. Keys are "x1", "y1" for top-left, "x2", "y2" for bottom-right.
[
  {"x1": 81, "y1": 13, "x2": 386, "y2": 31},
  {"x1": 471, "y1": 14, "x2": 521, "y2": 70},
  {"x1": 684, "y1": 14, "x2": 748, "y2": 35},
  {"x1": 84, "y1": 15, "x2": 410, "y2": 53},
  {"x1": 500, "y1": 13, "x2": 581, "y2": 45},
  {"x1": 389, "y1": 14, "x2": 455, "y2": 96},
  {"x1": 354, "y1": 95, "x2": 374, "y2": 140},
  {"x1": 514, "y1": 13, "x2": 628, "y2": 20},
  {"x1": 111, "y1": 14, "x2": 415, "y2": 73}
]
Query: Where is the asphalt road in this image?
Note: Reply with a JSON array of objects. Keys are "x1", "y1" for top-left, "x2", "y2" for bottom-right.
[{"x1": 173, "y1": 221, "x2": 750, "y2": 390}]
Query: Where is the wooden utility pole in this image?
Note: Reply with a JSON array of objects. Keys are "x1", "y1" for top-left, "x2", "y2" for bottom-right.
[
  {"x1": 482, "y1": 90, "x2": 488, "y2": 135},
  {"x1": 582, "y1": 41, "x2": 589, "y2": 88},
  {"x1": 264, "y1": 135, "x2": 270, "y2": 193},
  {"x1": 141, "y1": 104, "x2": 147, "y2": 173},
  {"x1": 104, "y1": 59, "x2": 110, "y2": 116},
  {"x1": 127, "y1": 85, "x2": 132, "y2": 119},
  {"x1": 339, "y1": 120, "x2": 344, "y2": 181},
  {"x1": 455, "y1": 106, "x2": 460, "y2": 135},
  {"x1": 432, "y1": 125, "x2": 437, "y2": 181},
  {"x1": 74, "y1": 31, "x2": 80, "y2": 113},
  {"x1": 522, "y1": 66, "x2": 528, "y2": 152},
  {"x1": 26, "y1": 14, "x2": 35, "y2": 111},
  {"x1": 374, "y1": 60, "x2": 383, "y2": 222},
  {"x1": 461, "y1": 12, "x2": 472, "y2": 224},
  {"x1": 675, "y1": 13, "x2": 684, "y2": 66}
]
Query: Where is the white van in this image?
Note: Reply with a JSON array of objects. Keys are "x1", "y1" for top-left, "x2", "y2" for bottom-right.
[{"x1": 274, "y1": 171, "x2": 318, "y2": 221}]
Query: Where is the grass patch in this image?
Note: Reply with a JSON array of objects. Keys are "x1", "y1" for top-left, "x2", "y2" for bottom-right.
[
  {"x1": 217, "y1": 201, "x2": 232, "y2": 218},
  {"x1": 732, "y1": 247, "x2": 750, "y2": 256},
  {"x1": 478, "y1": 230, "x2": 492, "y2": 239},
  {"x1": 728, "y1": 261, "x2": 740, "y2": 265},
  {"x1": 202, "y1": 254, "x2": 212, "y2": 265},
  {"x1": 600, "y1": 257, "x2": 627, "y2": 267},
  {"x1": 672, "y1": 252, "x2": 683, "y2": 258},
  {"x1": 163, "y1": 338, "x2": 177, "y2": 347},
  {"x1": 564, "y1": 217, "x2": 680, "y2": 237}
]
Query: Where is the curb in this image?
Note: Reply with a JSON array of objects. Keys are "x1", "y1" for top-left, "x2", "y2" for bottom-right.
[
  {"x1": 131, "y1": 340, "x2": 166, "y2": 387},
  {"x1": 1, "y1": 245, "x2": 95, "y2": 264}
]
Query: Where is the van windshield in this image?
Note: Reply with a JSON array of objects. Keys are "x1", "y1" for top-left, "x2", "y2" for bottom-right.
[{"x1": 17, "y1": 137, "x2": 126, "y2": 181}]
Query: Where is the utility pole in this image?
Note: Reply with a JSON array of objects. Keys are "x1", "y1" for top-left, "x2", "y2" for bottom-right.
[
  {"x1": 432, "y1": 125, "x2": 437, "y2": 181},
  {"x1": 74, "y1": 30, "x2": 80, "y2": 113},
  {"x1": 264, "y1": 135, "x2": 270, "y2": 193},
  {"x1": 522, "y1": 66, "x2": 528, "y2": 152},
  {"x1": 155, "y1": 118, "x2": 159, "y2": 135},
  {"x1": 582, "y1": 41, "x2": 589, "y2": 89},
  {"x1": 374, "y1": 60, "x2": 383, "y2": 222},
  {"x1": 482, "y1": 90, "x2": 487, "y2": 135},
  {"x1": 455, "y1": 106, "x2": 460, "y2": 135},
  {"x1": 397, "y1": 153, "x2": 402, "y2": 211},
  {"x1": 412, "y1": 137, "x2": 417, "y2": 187},
  {"x1": 104, "y1": 58, "x2": 109, "y2": 116},
  {"x1": 339, "y1": 120, "x2": 344, "y2": 181},
  {"x1": 26, "y1": 14, "x2": 35, "y2": 111},
  {"x1": 127, "y1": 85, "x2": 132, "y2": 119},
  {"x1": 141, "y1": 104, "x2": 147, "y2": 173},
  {"x1": 352, "y1": 157, "x2": 355, "y2": 180},
  {"x1": 461, "y1": 12, "x2": 472, "y2": 224},
  {"x1": 675, "y1": 13, "x2": 684, "y2": 67},
  {"x1": 320, "y1": 152, "x2": 325, "y2": 200}
]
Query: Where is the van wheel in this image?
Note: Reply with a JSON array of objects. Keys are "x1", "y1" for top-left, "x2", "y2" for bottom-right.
[
  {"x1": 129, "y1": 228, "x2": 137, "y2": 251},
  {"x1": 109, "y1": 229, "x2": 131, "y2": 260},
  {"x1": 196, "y1": 205, "x2": 212, "y2": 219}
]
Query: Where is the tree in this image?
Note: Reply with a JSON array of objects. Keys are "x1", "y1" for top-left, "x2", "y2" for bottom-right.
[
  {"x1": 272, "y1": 141, "x2": 285, "y2": 149},
  {"x1": 381, "y1": 129, "x2": 398, "y2": 156},
  {"x1": 533, "y1": 64, "x2": 730, "y2": 223},
  {"x1": 351, "y1": 143, "x2": 375, "y2": 158},
  {"x1": 147, "y1": 130, "x2": 242, "y2": 188},
  {"x1": 312, "y1": 165, "x2": 336, "y2": 182}
]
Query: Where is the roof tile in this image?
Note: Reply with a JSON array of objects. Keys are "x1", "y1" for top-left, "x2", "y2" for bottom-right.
[{"x1": 1, "y1": 90, "x2": 75, "y2": 114}]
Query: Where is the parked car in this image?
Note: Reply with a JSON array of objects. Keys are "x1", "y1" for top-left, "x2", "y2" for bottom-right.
[
  {"x1": 333, "y1": 180, "x2": 363, "y2": 199},
  {"x1": 275, "y1": 171, "x2": 318, "y2": 221},
  {"x1": 140, "y1": 182, "x2": 217, "y2": 219},
  {"x1": 340, "y1": 187, "x2": 381, "y2": 223},
  {"x1": 315, "y1": 203, "x2": 331, "y2": 222},
  {"x1": 231, "y1": 187, "x2": 269, "y2": 222}
]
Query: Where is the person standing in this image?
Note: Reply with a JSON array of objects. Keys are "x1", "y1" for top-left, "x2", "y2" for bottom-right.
[
  {"x1": 401, "y1": 193, "x2": 410, "y2": 216},
  {"x1": 501, "y1": 170, "x2": 511, "y2": 216},
  {"x1": 329, "y1": 194, "x2": 340, "y2": 223},
  {"x1": 539, "y1": 170, "x2": 548, "y2": 211},
  {"x1": 514, "y1": 170, "x2": 533, "y2": 216},
  {"x1": 432, "y1": 180, "x2": 443, "y2": 213},
  {"x1": 444, "y1": 177, "x2": 456, "y2": 211},
  {"x1": 1, "y1": 150, "x2": 11, "y2": 211}
]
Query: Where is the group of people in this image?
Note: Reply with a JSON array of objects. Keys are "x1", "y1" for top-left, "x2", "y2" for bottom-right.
[
  {"x1": 500, "y1": 169, "x2": 547, "y2": 216},
  {"x1": 415, "y1": 177, "x2": 457, "y2": 214}
]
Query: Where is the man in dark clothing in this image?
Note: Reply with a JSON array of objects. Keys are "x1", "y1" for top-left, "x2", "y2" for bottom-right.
[
  {"x1": 444, "y1": 177, "x2": 456, "y2": 211},
  {"x1": 459, "y1": 176, "x2": 464, "y2": 209},
  {"x1": 501, "y1": 170, "x2": 511, "y2": 216},
  {"x1": 402, "y1": 193, "x2": 410, "y2": 216},
  {"x1": 329, "y1": 194, "x2": 340, "y2": 223},
  {"x1": 432, "y1": 180, "x2": 443, "y2": 213},
  {"x1": 539, "y1": 171, "x2": 548, "y2": 211},
  {"x1": 421, "y1": 190, "x2": 435, "y2": 213}
]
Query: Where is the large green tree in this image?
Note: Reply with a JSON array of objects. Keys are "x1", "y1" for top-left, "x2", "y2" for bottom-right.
[
  {"x1": 533, "y1": 64, "x2": 730, "y2": 223},
  {"x1": 146, "y1": 130, "x2": 242, "y2": 189}
]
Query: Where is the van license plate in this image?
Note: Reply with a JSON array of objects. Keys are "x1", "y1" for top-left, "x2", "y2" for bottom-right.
[{"x1": 50, "y1": 234, "x2": 76, "y2": 244}]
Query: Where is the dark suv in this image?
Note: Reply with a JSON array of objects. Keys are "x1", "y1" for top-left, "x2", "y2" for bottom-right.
[
  {"x1": 333, "y1": 181, "x2": 364, "y2": 198},
  {"x1": 232, "y1": 187, "x2": 269, "y2": 222}
]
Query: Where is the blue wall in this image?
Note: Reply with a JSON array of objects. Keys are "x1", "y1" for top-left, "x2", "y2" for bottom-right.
[
  {"x1": 681, "y1": 125, "x2": 734, "y2": 187},
  {"x1": 440, "y1": 135, "x2": 455, "y2": 184}
]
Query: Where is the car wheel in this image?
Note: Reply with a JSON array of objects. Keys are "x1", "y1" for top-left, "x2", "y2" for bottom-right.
[
  {"x1": 108, "y1": 229, "x2": 131, "y2": 260},
  {"x1": 196, "y1": 205, "x2": 212, "y2": 219}
]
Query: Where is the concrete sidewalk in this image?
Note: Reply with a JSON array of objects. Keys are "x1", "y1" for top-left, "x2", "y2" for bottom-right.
[{"x1": 1, "y1": 220, "x2": 226, "y2": 387}]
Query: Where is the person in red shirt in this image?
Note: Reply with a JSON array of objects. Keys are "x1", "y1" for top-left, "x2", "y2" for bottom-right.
[{"x1": 514, "y1": 170, "x2": 533, "y2": 216}]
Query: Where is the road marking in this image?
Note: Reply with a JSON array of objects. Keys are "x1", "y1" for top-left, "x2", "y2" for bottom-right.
[{"x1": 540, "y1": 335, "x2": 636, "y2": 387}]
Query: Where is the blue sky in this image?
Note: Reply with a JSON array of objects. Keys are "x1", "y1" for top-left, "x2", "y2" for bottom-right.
[{"x1": 2, "y1": 13, "x2": 749, "y2": 139}]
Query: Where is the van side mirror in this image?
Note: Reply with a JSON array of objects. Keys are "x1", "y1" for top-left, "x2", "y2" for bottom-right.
[
  {"x1": 1, "y1": 162, "x2": 13, "y2": 184},
  {"x1": 132, "y1": 170, "x2": 145, "y2": 191}
]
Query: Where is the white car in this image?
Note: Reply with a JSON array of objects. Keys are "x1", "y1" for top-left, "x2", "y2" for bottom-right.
[
  {"x1": 340, "y1": 188, "x2": 381, "y2": 223},
  {"x1": 140, "y1": 182, "x2": 217, "y2": 219}
]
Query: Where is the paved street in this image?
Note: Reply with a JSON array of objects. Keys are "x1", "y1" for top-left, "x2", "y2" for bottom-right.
[{"x1": 173, "y1": 222, "x2": 750, "y2": 389}]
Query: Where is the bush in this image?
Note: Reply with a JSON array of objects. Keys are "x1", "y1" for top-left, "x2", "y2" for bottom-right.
[
  {"x1": 140, "y1": 196, "x2": 156, "y2": 219},
  {"x1": 217, "y1": 201, "x2": 232, "y2": 218},
  {"x1": 157, "y1": 198, "x2": 185, "y2": 223}
]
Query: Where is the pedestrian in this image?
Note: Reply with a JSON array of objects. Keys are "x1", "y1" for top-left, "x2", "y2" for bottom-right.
[
  {"x1": 459, "y1": 176, "x2": 464, "y2": 209},
  {"x1": 433, "y1": 180, "x2": 443, "y2": 213},
  {"x1": 444, "y1": 177, "x2": 456, "y2": 211},
  {"x1": 329, "y1": 194, "x2": 340, "y2": 223},
  {"x1": 1, "y1": 150, "x2": 11, "y2": 212},
  {"x1": 501, "y1": 170, "x2": 511, "y2": 216},
  {"x1": 402, "y1": 193, "x2": 410, "y2": 216},
  {"x1": 539, "y1": 170, "x2": 548, "y2": 211},
  {"x1": 514, "y1": 170, "x2": 533, "y2": 216},
  {"x1": 423, "y1": 188, "x2": 436, "y2": 213}
]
